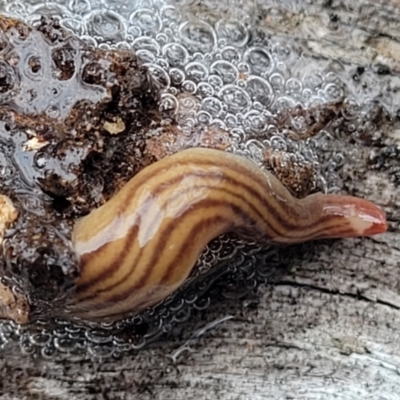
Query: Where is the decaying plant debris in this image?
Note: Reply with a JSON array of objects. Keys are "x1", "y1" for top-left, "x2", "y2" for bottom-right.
[{"x1": 0, "y1": 14, "x2": 165, "y2": 318}]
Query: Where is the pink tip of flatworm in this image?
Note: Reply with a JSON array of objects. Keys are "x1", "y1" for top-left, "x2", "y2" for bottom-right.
[
  {"x1": 322, "y1": 194, "x2": 388, "y2": 238},
  {"x1": 357, "y1": 201, "x2": 388, "y2": 236}
]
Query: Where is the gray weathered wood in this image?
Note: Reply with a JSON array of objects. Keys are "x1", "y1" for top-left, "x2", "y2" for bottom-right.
[{"x1": 2, "y1": 0, "x2": 400, "y2": 399}]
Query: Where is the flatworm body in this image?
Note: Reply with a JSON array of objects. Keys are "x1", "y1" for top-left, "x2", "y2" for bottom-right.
[{"x1": 69, "y1": 148, "x2": 387, "y2": 321}]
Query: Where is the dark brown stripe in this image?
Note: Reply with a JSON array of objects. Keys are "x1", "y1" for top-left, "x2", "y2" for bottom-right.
[
  {"x1": 114, "y1": 149, "x2": 305, "y2": 231},
  {"x1": 92, "y1": 201, "x2": 253, "y2": 309},
  {"x1": 75, "y1": 184, "x2": 276, "y2": 304},
  {"x1": 79, "y1": 214, "x2": 234, "y2": 319},
  {"x1": 159, "y1": 203, "x2": 250, "y2": 285},
  {"x1": 75, "y1": 166, "x2": 287, "y2": 297},
  {"x1": 76, "y1": 190, "x2": 158, "y2": 294},
  {"x1": 155, "y1": 172, "x2": 298, "y2": 232},
  {"x1": 284, "y1": 215, "x2": 350, "y2": 243},
  {"x1": 76, "y1": 223, "x2": 141, "y2": 294}
]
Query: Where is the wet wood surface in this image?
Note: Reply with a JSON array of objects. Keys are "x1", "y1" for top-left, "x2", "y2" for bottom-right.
[{"x1": 2, "y1": 1, "x2": 400, "y2": 399}]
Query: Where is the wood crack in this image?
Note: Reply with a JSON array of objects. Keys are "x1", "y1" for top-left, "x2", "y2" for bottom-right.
[{"x1": 275, "y1": 280, "x2": 400, "y2": 310}]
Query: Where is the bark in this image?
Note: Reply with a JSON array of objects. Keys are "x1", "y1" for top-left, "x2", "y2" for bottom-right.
[{"x1": 2, "y1": 0, "x2": 400, "y2": 399}]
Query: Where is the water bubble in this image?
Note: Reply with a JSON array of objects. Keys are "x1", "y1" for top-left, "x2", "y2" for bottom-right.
[
  {"x1": 215, "y1": 19, "x2": 249, "y2": 48},
  {"x1": 85, "y1": 10, "x2": 127, "y2": 41},
  {"x1": 197, "y1": 110, "x2": 211, "y2": 125},
  {"x1": 208, "y1": 74, "x2": 223, "y2": 90},
  {"x1": 201, "y1": 97, "x2": 224, "y2": 118},
  {"x1": 179, "y1": 20, "x2": 216, "y2": 53},
  {"x1": 160, "y1": 93, "x2": 179, "y2": 114},
  {"x1": 132, "y1": 36, "x2": 160, "y2": 55},
  {"x1": 217, "y1": 38, "x2": 227, "y2": 48},
  {"x1": 54, "y1": 337, "x2": 76, "y2": 352},
  {"x1": 172, "y1": 306, "x2": 191, "y2": 323},
  {"x1": 244, "y1": 46, "x2": 273, "y2": 75},
  {"x1": 270, "y1": 135, "x2": 288, "y2": 151},
  {"x1": 274, "y1": 95, "x2": 298, "y2": 111},
  {"x1": 218, "y1": 84, "x2": 251, "y2": 114},
  {"x1": 130, "y1": 8, "x2": 162, "y2": 34},
  {"x1": 184, "y1": 61, "x2": 209, "y2": 83},
  {"x1": 224, "y1": 113, "x2": 237, "y2": 129},
  {"x1": 302, "y1": 88, "x2": 314, "y2": 100},
  {"x1": 323, "y1": 82, "x2": 343, "y2": 101},
  {"x1": 46, "y1": 105, "x2": 61, "y2": 119},
  {"x1": 220, "y1": 46, "x2": 241, "y2": 63},
  {"x1": 5, "y1": 2, "x2": 29, "y2": 17},
  {"x1": 127, "y1": 25, "x2": 142, "y2": 38},
  {"x1": 167, "y1": 85, "x2": 179, "y2": 96},
  {"x1": 169, "y1": 67, "x2": 185, "y2": 85},
  {"x1": 98, "y1": 42, "x2": 111, "y2": 50},
  {"x1": 269, "y1": 72, "x2": 285, "y2": 92},
  {"x1": 179, "y1": 94, "x2": 198, "y2": 116},
  {"x1": 243, "y1": 110, "x2": 267, "y2": 133},
  {"x1": 304, "y1": 72, "x2": 323, "y2": 90},
  {"x1": 193, "y1": 296, "x2": 211, "y2": 311},
  {"x1": 209, "y1": 118, "x2": 227, "y2": 131},
  {"x1": 79, "y1": 34, "x2": 98, "y2": 48},
  {"x1": 156, "y1": 58, "x2": 169, "y2": 69},
  {"x1": 246, "y1": 76, "x2": 273, "y2": 107},
  {"x1": 160, "y1": 5, "x2": 181, "y2": 24},
  {"x1": 134, "y1": 49, "x2": 154, "y2": 62},
  {"x1": 272, "y1": 41, "x2": 292, "y2": 59},
  {"x1": 210, "y1": 60, "x2": 238, "y2": 84},
  {"x1": 144, "y1": 63, "x2": 170, "y2": 90},
  {"x1": 162, "y1": 42, "x2": 189, "y2": 67},
  {"x1": 196, "y1": 82, "x2": 214, "y2": 97},
  {"x1": 275, "y1": 60, "x2": 289, "y2": 74},
  {"x1": 85, "y1": 329, "x2": 113, "y2": 344},
  {"x1": 325, "y1": 71, "x2": 341, "y2": 84},
  {"x1": 181, "y1": 80, "x2": 197, "y2": 94},
  {"x1": 68, "y1": 0, "x2": 90, "y2": 14},
  {"x1": 29, "y1": 332, "x2": 51, "y2": 346},
  {"x1": 285, "y1": 77, "x2": 302, "y2": 93}
]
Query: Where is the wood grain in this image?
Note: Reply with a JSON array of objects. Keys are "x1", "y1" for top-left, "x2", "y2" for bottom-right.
[{"x1": 2, "y1": 0, "x2": 400, "y2": 399}]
